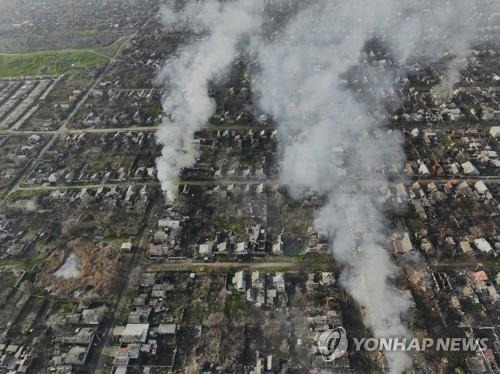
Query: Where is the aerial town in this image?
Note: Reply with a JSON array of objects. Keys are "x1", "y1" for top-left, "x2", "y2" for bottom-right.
[{"x1": 0, "y1": 0, "x2": 498, "y2": 374}]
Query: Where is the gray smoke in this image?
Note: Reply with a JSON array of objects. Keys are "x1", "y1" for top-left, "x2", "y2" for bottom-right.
[
  {"x1": 155, "y1": 0, "x2": 494, "y2": 371},
  {"x1": 253, "y1": 3, "x2": 409, "y2": 371},
  {"x1": 156, "y1": 0, "x2": 264, "y2": 200},
  {"x1": 252, "y1": 0, "x2": 492, "y2": 372},
  {"x1": 392, "y1": 0, "x2": 485, "y2": 97}
]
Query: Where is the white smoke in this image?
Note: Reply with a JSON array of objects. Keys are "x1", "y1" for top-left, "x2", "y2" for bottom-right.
[
  {"x1": 155, "y1": 0, "x2": 494, "y2": 372},
  {"x1": 156, "y1": 0, "x2": 264, "y2": 200},
  {"x1": 253, "y1": 3, "x2": 409, "y2": 371},
  {"x1": 252, "y1": 0, "x2": 492, "y2": 372},
  {"x1": 391, "y1": 0, "x2": 484, "y2": 97}
]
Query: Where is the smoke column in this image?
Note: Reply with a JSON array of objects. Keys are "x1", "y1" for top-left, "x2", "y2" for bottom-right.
[
  {"x1": 155, "y1": 0, "x2": 495, "y2": 371},
  {"x1": 156, "y1": 0, "x2": 264, "y2": 200},
  {"x1": 253, "y1": 0, "x2": 493, "y2": 372}
]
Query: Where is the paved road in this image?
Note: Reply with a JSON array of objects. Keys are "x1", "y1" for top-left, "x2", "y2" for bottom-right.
[
  {"x1": 3, "y1": 26, "x2": 143, "y2": 200},
  {"x1": 0, "y1": 122, "x2": 269, "y2": 136},
  {"x1": 414, "y1": 176, "x2": 500, "y2": 183},
  {"x1": 146, "y1": 260, "x2": 335, "y2": 272},
  {"x1": 92, "y1": 248, "x2": 142, "y2": 373},
  {"x1": 0, "y1": 126, "x2": 158, "y2": 136},
  {"x1": 431, "y1": 261, "x2": 500, "y2": 271},
  {"x1": 0, "y1": 35, "x2": 131, "y2": 59},
  {"x1": 10, "y1": 178, "x2": 280, "y2": 194},
  {"x1": 0, "y1": 49, "x2": 110, "y2": 59},
  {"x1": 92, "y1": 189, "x2": 156, "y2": 373},
  {"x1": 9, "y1": 174, "x2": 500, "y2": 195},
  {"x1": 389, "y1": 120, "x2": 498, "y2": 131}
]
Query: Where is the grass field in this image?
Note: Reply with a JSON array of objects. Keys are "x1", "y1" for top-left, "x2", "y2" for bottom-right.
[
  {"x1": 95, "y1": 35, "x2": 129, "y2": 58},
  {"x1": 0, "y1": 50, "x2": 108, "y2": 77}
]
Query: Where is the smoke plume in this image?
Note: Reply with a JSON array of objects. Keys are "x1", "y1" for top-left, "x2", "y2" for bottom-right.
[
  {"x1": 156, "y1": 0, "x2": 264, "y2": 200},
  {"x1": 252, "y1": 0, "x2": 493, "y2": 372},
  {"x1": 156, "y1": 0, "x2": 495, "y2": 372}
]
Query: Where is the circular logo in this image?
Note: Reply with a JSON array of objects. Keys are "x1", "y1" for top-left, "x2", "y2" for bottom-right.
[{"x1": 317, "y1": 326, "x2": 348, "y2": 362}]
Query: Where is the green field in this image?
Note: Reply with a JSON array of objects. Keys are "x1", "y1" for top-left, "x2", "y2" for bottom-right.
[
  {"x1": 95, "y1": 35, "x2": 129, "y2": 58},
  {"x1": 0, "y1": 50, "x2": 108, "y2": 77}
]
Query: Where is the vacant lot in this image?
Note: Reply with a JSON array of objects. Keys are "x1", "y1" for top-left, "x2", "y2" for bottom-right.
[{"x1": 0, "y1": 50, "x2": 107, "y2": 77}]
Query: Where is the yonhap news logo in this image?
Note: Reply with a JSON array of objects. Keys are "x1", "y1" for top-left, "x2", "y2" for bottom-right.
[
  {"x1": 351, "y1": 336, "x2": 489, "y2": 353},
  {"x1": 317, "y1": 326, "x2": 488, "y2": 361},
  {"x1": 317, "y1": 326, "x2": 348, "y2": 362}
]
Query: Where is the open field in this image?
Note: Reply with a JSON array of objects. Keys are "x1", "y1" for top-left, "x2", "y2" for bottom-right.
[
  {"x1": 0, "y1": 30, "x2": 124, "y2": 54},
  {"x1": 0, "y1": 50, "x2": 108, "y2": 77},
  {"x1": 95, "y1": 36, "x2": 130, "y2": 58}
]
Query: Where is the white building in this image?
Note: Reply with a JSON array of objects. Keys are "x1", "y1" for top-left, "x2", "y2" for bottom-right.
[
  {"x1": 461, "y1": 161, "x2": 480, "y2": 176},
  {"x1": 121, "y1": 323, "x2": 150, "y2": 343},
  {"x1": 233, "y1": 271, "x2": 246, "y2": 292},
  {"x1": 489, "y1": 126, "x2": 500, "y2": 138},
  {"x1": 418, "y1": 162, "x2": 430, "y2": 176},
  {"x1": 474, "y1": 181, "x2": 489, "y2": 195},
  {"x1": 474, "y1": 238, "x2": 493, "y2": 254},
  {"x1": 198, "y1": 242, "x2": 213, "y2": 256},
  {"x1": 120, "y1": 242, "x2": 133, "y2": 252},
  {"x1": 217, "y1": 241, "x2": 228, "y2": 254},
  {"x1": 235, "y1": 241, "x2": 249, "y2": 256}
]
